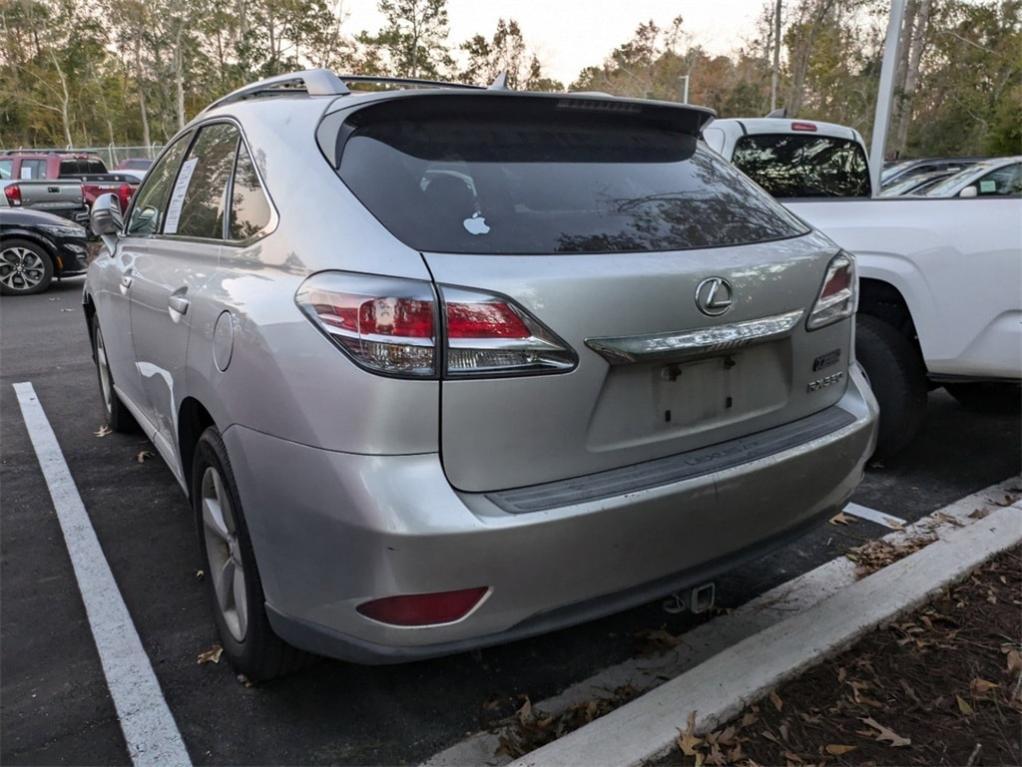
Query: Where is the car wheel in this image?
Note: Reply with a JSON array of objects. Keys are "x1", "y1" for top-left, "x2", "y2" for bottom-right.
[
  {"x1": 855, "y1": 314, "x2": 928, "y2": 458},
  {"x1": 192, "y1": 426, "x2": 312, "y2": 681},
  {"x1": 944, "y1": 382, "x2": 1021, "y2": 414},
  {"x1": 91, "y1": 316, "x2": 137, "y2": 432},
  {"x1": 0, "y1": 239, "x2": 53, "y2": 295}
]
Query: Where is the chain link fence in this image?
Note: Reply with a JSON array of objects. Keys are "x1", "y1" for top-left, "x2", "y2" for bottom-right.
[{"x1": 0, "y1": 145, "x2": 165, "y2": 168}]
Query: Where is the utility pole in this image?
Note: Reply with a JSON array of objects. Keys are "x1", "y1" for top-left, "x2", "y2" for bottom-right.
[
  {"x1": 770, "y1": 0, "x2": 782, "y2": 112},
  {"x1": 678, "y1": 74, "x2": 690, "y2": 104},
  {"x1": 869, "y1": 0, "x2": 908, "y2": 196}
]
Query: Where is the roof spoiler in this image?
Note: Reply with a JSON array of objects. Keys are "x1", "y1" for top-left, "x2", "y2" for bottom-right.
[{"x1": 317, "y1": 91, "x2": 716, "y2": 167}]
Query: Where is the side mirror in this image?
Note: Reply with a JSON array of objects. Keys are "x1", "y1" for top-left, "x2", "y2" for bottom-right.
[
  {"x1": 90, "y1": 193, "x2": 123, "y2": 250},
  {"x1": 959, "y1": 185, "x2": 979, "y2": 198}
]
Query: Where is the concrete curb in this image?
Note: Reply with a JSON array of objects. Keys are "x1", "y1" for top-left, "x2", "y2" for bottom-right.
[{"x1": 509, "y1": 499, "x2": 1022, "y2": 767}]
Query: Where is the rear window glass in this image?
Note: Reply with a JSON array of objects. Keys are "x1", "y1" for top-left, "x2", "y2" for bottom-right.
[
  {"x1": 333, "y1": 102, "x2": 807, "y2": 255},
  {"x1": 732, "y1": 134, "x2": 870, "y2": 198}
]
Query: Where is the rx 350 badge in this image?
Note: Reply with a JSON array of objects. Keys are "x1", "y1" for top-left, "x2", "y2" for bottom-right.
[{"x1": 807, "y1": 370, "x2": 844, "y2": 393}]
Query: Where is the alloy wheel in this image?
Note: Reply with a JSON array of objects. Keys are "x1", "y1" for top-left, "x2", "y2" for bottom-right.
[
  {"x1": 95, "y1": 327, "x2": 113, "y2": 417},
  {"x1": 0, "y1": 247, "x2": 47, "y2": 292},
  {"x1": 201, "y1": 466, "x2": 248, "y2": 642}
]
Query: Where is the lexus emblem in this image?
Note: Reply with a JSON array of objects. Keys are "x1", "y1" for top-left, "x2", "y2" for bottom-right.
[{"x1": 695, "y1": 277, "x2": 734, "y2": 317}]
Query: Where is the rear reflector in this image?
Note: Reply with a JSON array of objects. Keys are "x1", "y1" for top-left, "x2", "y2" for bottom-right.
[
  {"x1": 357, "y1": 587, "x2": 488, "y2": 626},
  {"x1": 791, "y1": 121, "x2": 818, "y2": 132}
]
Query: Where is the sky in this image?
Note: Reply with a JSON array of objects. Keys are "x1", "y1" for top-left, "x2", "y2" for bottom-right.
[{"x1": 341, "y1": 0, "x2": 766, "y2": 84}]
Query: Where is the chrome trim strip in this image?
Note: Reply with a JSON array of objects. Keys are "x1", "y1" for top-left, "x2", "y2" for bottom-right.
[{"x1": 584, "y1": 309, "x2": 805, "y2": 365}]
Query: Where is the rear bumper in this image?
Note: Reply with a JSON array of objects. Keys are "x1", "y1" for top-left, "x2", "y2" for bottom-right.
[{"x1": 224, "y1": 365, "x2": 877, "y2": 663}]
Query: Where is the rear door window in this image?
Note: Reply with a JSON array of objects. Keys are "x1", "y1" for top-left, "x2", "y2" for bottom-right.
[
  {"x1": 731, "y1": 134, "x2": 871, "y2": 198},
  {"x1": 332, "y1": 100, "x2": 807, "y2": 255},
  {"x1": 19, "y1": 160, "x2": 45, "y2": 179},
  {"x1": 165, "y1": 123, "x2": 239, "y2": 239},
  {"x1": 127, "y1": 133, "x2": 193, "y2": 236}
]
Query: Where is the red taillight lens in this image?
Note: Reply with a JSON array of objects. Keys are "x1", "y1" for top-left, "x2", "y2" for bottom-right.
[
  {"x1": 791, "y1": 121, "x2": 818, "y2": 132},
  {"x1": 807, "y1": 252, "x2": 856, "y2": 330},
  {"x1": 357, "y1": 587, "x2": 488, "y2": 626},
  {"x1": 4, "y1": 184, "x2": 21, "y2": 206},
  {"x1": 446, "y1": 301, "x2": 531, "y2": 339},
  {"x1": 117, "y1": 183, "x2": 134, "y2": 213},
  {"x1": 442, "y1": 287, "x2": 576, "y2": 376},
  {"x1": 296, "y1": 273, "x2": 437, "y2": 376}
]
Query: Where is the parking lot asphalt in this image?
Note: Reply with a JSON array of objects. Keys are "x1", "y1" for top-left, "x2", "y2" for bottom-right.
[{"x1": 2, "y1": 276, "x2": 1020, "y2": 767}]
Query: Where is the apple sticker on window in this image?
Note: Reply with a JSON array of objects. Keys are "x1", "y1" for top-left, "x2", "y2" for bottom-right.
[{"x1": 463, "y1": 212, "x2": 490, "y2": 235}]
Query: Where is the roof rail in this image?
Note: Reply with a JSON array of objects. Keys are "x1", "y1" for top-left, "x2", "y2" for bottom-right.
[
  {"x1": 203, "y1": 69, "x2": 350, "y2": 113},
  {"x1": 337, "y1": 74, "x2": 483, "y2": 91}
]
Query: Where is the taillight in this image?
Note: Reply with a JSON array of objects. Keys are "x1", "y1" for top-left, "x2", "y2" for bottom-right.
[
  {"x1": 116, "y1": 183, "x2": 134, "y2": 213},
  {"x1": 4, "y1": 184, "x2": 21, "y2": 206},
  {"x1": 296, "y1": 272, "x2": 577, "y2": 378},
  {"x1": 442, "y1": 287, "x2": 576, "y2": 376},
  {"x1": 295, "y1": 272, "x2": 437, "y2": 376},
  {"x1": 807, "y1": 252, "x2": 856, "y2": 330},
  {"x1": 357, "y1": 587, "x2": 489, "y2": 626}
]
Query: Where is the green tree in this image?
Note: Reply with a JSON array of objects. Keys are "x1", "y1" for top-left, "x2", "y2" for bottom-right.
[{"x1": 358, "y1": 0, "x2": 452, "y2": 79}]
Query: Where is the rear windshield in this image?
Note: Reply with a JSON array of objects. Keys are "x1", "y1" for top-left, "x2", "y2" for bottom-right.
[
  {"x1": 59, "y1": 159, "x2": 106, "y2": 176},
  {"x1": 731, "y1": 134, "x2": 870, "y2": 198},
  {"x1": 331, "y1": 101, "x2": 808, "y2": 255}
]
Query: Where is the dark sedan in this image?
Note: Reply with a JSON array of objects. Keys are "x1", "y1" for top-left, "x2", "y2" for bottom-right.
[{"x1": 0, "y1": 207, "x2": 89, "y2": 295}]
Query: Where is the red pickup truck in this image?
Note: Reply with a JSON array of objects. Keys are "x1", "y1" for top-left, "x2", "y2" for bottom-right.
[{"x1": 0, "y1": 151, "x2": 138, "y2": 216}]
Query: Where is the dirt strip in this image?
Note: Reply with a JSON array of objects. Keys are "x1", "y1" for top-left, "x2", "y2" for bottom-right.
[{"x1": 650, "y1": 546, "x2": 1022, "y2": 767}]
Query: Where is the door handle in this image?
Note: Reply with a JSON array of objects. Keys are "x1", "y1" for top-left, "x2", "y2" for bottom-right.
[{"x1": 168, "y1": 294, "x2": 190, "y2": 315}]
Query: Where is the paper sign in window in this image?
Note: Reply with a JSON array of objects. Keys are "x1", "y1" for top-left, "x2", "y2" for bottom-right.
[
  {"x1": 979, "y1": 179, "x2": 996, "y2": 194},
  {"x1": 164, "y1": 157, "x2": 199, "y2": 235}
]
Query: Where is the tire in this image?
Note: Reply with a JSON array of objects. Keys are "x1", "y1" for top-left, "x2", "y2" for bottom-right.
[
  {"x1": 944, "y1": 382, "x2": 1022, "y2": 414},
  {"x1": 90, "y1": 315, "x2": 137, "y2": 432},
  {"x1": 0, "y1": 238, "x2": 53, "y2": 295},
  {"x1": 855, "y1": 314, "x2": 928, "y2": 458},
  {"x1": 192, "y1": 426, "x2": 311, "y2": 681}
]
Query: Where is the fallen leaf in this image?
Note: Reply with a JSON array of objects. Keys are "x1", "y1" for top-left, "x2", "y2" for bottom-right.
[
  {"x1": 837, "y1": 666, "x2": 847, "y2": 683},
  {"x1": 957, "y1": 695, "x2": 974, "y2": 716},
  {"x1": 136, "y1": 449, "x2": 154, "y2": 463},
  {"x1": 677, "y1": 710, "x2": 702, "y2": 756},
  {"x1": 782, "y1": 751, "x2": 803, "y2": 764},
  {"x1": 716, "y1": 725, "x2": 737, "y2": 746},
  {"x1": 769, "y1": 690, "x2": 784, "y2": 712},
  {"x1": 236, "y1": 673, "x2": 253, "y2": 688},
  {"x1": 197, "y1": 644, "x2": 223, "y2": 664},
  {"x1": 970, "y1": 678, "x2": 1000, "y2": 697},
  {"x1": 779, "y1": 721, "x2": 790, "y2": 743},
  {"x1": 515, "y1": 697, "x2": 533, "y2": 725},
  {"x1": 636, "y1": 627, "x2": 682, "y2": 650},
  {"x1": 740, "y1": 711, "x2": 759, "y2": 728},
  {"x1": 195, "y1": 569, "x2": 204, "y2": 580},
  {"x1": 826, "y1": 745, "x2": 857, "y2": 756},
  {"x1": 95, "y1": 425, "x2": 112, "y2": 437},
  {"x1": 829, "y1": 511, "x2": 855, "y2": 526},
  {"x1": 1006, "y1": 649, "x2": 1022, "y2": 675},
  {"x1": 859, "y1": 717, "x2": 911, "y2": 747}
]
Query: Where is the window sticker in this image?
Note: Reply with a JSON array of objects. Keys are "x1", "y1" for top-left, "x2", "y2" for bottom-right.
[
  {"x1": 163, "y1": 157, "x2": 199, "y2": 234},
  {"x1": 979, "y1": 179, "x2": 997, "y2": 194}
]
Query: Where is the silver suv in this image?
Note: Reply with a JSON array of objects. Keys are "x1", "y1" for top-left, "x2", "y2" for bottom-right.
[{"x1": 85, "y1": 70, "x2": 877, "y2": 679}]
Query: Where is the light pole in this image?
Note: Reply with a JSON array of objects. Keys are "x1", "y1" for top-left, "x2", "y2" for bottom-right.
[
  {"x1": 869, "y1": 0, "x2": 908, "y2": 196},
  {"x1": 678, "y1": 74, "x2": 690, "y2": 104}
]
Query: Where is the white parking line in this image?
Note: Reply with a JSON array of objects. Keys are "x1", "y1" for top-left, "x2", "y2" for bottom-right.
[
  {"x1": 13, "y1": 382, "x2": 191, "y2": 767},
  {"x1": 842, "y1": 501, "x2": 907, "y2": 528}
]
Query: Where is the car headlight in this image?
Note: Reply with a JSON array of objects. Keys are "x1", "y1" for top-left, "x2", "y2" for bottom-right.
[{"x1": 39, "y1": 223, "x2": 87, "y2": 238}]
